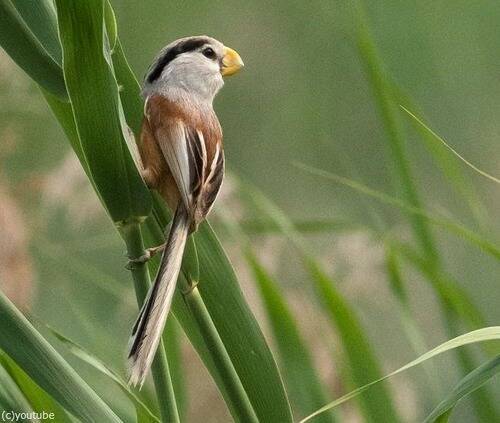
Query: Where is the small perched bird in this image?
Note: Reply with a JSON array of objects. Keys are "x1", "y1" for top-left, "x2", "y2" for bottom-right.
[{"x1": 128, "y1": 36, "x2": 243, "y2": 387}]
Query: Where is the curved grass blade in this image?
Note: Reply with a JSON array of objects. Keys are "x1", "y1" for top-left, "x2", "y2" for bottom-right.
[
  {"x1": 402, "y1": 107, "x2": 500, "y2": 186},
  {"x1": 0, "y1": 0, "x2": 66, "y2": 98},
  {"x1": 300, "y1": 327, "x2": 500, "y2": 422},
  {"x1": 56, "y1": 0, "x2": 151, "y2": 223},
  {"x1": 297, "y1": 165, "x2": 500, "y2": 413},
  {"x1": 295, "y1": 163, "x2": 500, "y2": 261},
  {"x1": 246, "y1": 250, "x2": 336, "y2": 423},
  {"x1": 0, "y1": 291, "x2": 121, "y2": 422},
  {"x1": 423, "y1": 355, "x2": 500, "y2": 423},
  {"x1": 394, "y1": 96, "x2": 488, "y2": 226},
  {"x1": 47, "y1": 327, "x2": 160, "y2": 423}
]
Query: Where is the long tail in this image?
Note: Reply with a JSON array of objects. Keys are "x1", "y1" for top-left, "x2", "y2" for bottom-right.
[{"x1": 127, "y1": 205, "x2": 190, "y2": 388}]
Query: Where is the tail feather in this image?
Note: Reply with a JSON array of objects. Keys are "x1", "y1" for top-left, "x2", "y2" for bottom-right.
[{"x1": 128, "y1": 205, "x2": 190, "y2": 388}]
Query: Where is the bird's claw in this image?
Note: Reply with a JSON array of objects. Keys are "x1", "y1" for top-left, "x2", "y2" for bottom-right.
[{"x1": 126, "y1": 244, "x2": 166, "y2": 269}]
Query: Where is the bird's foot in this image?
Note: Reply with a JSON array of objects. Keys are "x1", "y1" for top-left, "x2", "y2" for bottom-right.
[{"x1": 126, "y1": 244, "x2": 166, "y2": 269}]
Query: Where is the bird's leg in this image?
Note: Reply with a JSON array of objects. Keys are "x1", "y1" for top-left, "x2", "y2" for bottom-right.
[
  {"x1": 126, "y1": 219, "x2": 172, "y2": 269},
  {"x1": 126, "y1": 244, "x2": 166, "y2": 269}
]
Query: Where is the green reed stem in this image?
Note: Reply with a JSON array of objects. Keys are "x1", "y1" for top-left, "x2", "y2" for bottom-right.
[{"x1": 180, "y1": 280, "x2": 259, "y2": 423}]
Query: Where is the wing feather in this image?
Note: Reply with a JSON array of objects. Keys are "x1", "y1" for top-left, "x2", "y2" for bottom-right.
[{"x1": 155, "y1": 121, "x2": 193, "y2": 209}]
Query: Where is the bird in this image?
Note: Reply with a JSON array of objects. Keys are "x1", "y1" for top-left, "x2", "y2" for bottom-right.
[{"x1": 127, "y1": 35, "x2": 244, "y2": 388}]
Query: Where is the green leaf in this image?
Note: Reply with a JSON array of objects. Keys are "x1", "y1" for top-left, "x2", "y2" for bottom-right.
[
  {"x1": 0, "y1": 291, "x2": 121, "y2": 422},
  {"x1": 56, "y1": 0, "x2": 151, "y2": 222},
  {"x1": 246, "y1": 251, "x2": 335, "y2": 423},
  {"x1": 423, "y1": 355, "x2": 500, "y2": 423},
  {"x1": 0, "y1": 353, "x2": 72, "y2": 423},
  {"x1": 301, "y1": 327, "x2": 500, "y2": 422},
  {"x1": 0, "y1": 364, "x2": 34, "y2": 422},
  {"x1": 10, "y1": 0, "x2": 61, "y2": 63},
  {"x1": 442, "y1": 312, "x2": 499, "y2": 422},
  {"x1": 42, "y1": 89, "x2": 91, "y2": 178},
  {"x1": 48, "y1": 327, "x2": 160, "y2": 423},
  {"x1": 0, "y1": 0, "x2": 66, "y2": 98},
  {"x1": 112, "y1": 40, "x2": 144, "y2": 137}
]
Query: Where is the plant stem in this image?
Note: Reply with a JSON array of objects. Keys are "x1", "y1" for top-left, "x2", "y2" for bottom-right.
[
  {"x1": 179, "y1": 278, "x2": 259, "y2": 423},
  {"x1": 122, "y1": 222, "x2": 180, "y2": 423}
]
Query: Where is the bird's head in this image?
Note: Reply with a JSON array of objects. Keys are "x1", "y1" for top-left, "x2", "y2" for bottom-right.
[{"x1": 143, "y1": 36, "x2": 244, "y2": 103}]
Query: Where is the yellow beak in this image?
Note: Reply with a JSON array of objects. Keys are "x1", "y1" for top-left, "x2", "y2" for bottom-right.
[{"x1": 221, "y1": 47, "x2": 244, "y2": 77}]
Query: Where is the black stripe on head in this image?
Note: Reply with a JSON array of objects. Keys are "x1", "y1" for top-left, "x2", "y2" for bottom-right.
[{"x1": 147, "y1": 37, "x2": 210, "y2": 83}]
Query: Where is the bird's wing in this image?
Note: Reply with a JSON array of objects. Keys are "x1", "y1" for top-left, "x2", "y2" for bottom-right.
[
  {"x1": 145, "y1": 98, "x2": 208, "y2": 211},
  {"x1": 199, "y1": 143, "x2": 224, "y2": 218}
]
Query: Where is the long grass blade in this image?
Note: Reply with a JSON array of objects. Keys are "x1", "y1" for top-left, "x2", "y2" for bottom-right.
[
  {"x1": 295, "y1": 163, "x2": 500, "y2": 261},
  {"x1": 402, "y1": 107, "x2": 500, "y2": 185},
  {"x1": 423, "y1": 355, "x2": 500, "y2": 423},
  {"x1": 300, "y1": 327, "x2": 500, "y2": 422},
  {"x1": 391, "y1": 85, "x2": 488, "y2": 226}
]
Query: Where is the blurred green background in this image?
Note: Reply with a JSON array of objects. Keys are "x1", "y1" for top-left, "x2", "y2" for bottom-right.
[{"x1": 1, "y1": 1, "x2": 499, "y2": 421}]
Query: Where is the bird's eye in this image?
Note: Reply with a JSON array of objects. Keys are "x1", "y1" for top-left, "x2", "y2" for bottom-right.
[{"x1": 202, "y1": 47, "x2": 216, "y2": 59}]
